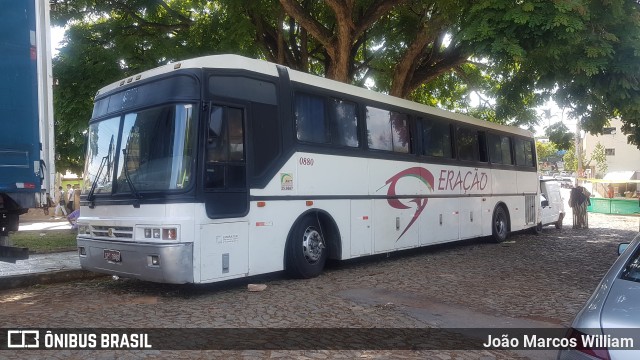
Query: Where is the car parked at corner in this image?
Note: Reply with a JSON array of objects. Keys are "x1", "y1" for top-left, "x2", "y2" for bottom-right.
[
  {"x1": 537, "y1": 179, "x2": 565, "y2": 231},
  {"x1": 560, "y1": 177, "x2": 575, "y2": 189},
  {"x1": 557, "y1": 232, "x2": 640, "y2": 360}
]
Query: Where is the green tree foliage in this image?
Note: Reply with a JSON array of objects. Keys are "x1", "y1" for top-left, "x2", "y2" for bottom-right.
[
  {"x1": 544, "y1": 122, "x2": 574, "y2": 151},
  {"x1": 50, "y1": 0, "x2": 261, "y2": 173},
  {"x1": 590, "y1": 142, "x2": 608, "y2": 177},
  {"x1": 49, "y1": 0, "x2": 640, "y2": 173},
  {"x1": 563, "y1": 143, "x2": 589, "y2": 173},
  {"x1": 53, "y1": 25, "x2": 122, "y2": 174},
  {"x1": 535, "y1": 141, "x2": 557, "y2": 163},
  {"x1": 462, "y1": 0, "x2": 640, "y2": 146},
  {"x1": 563, "y1": 145, "x2": 576, "y2": 172}
]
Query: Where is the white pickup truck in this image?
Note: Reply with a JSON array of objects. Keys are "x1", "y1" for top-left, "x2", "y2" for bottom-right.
[{"x1": 537, "y1": 179, "x2": 565, "y2": 231}]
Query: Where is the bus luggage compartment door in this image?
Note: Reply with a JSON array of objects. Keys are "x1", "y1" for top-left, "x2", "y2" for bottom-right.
[{"x1": 200, "y1": 222, "x2": 249, "y2": 281}]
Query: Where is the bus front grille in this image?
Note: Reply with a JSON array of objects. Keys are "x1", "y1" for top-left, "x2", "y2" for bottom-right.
[{"x1": 91, "y1": 225, "x2": 134, "y2": 239}]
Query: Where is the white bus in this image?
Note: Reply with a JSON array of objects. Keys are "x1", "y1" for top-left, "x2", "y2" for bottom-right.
[{"x1": 77, "y1": 55, "x2": 539, "y2": 284}]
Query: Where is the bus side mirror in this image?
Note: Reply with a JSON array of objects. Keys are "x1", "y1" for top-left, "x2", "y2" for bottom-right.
[
  {"x1": 541, "y1": 200, "x2": 549, "y2": 208},
  {"x1": 618, "y1": 243, "x2": 629, "y2": 256}
]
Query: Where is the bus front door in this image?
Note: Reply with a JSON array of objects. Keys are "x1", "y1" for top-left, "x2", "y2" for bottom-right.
[{"x1": 203, "y1": 105, "x2": 248, "y2": 218}]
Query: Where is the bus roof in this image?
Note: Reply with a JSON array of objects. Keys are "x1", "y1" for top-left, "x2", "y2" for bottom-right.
[{"x1": 96, "y1": 54, "x2": 533, "y2": 138}]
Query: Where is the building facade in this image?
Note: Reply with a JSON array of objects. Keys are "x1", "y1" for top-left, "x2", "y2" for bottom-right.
[{"x1": 582, "y1": 118, "x2": 640, "y2": 179}]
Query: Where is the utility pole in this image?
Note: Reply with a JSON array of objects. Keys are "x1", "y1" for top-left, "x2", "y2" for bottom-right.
[{"x1": 575, "y1": 120, "x2": 582, "y2": 184}]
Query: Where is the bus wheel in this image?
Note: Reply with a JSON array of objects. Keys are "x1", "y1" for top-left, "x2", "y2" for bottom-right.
[
  {"x1": 491, "y1": 206, "x2": 509, "y2": 243},
  {"x1": 285, "y1": 215, "x2": 327, "y2": 279}
]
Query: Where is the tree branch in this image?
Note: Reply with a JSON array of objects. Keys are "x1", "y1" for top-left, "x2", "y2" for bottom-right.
[
  {"x1": 279, "y1": 0, "x2": 334, "y2": 51},
  {"x1": 407, "y1": 48, "x2": 471, "y2": 96},
  {"x1": 153, "y1": 0, "x2": 193, "y2": 24},
  {"x1": 108, "y1": 0, "x2": 191, "y2": 31},
  {"x1": 355, "y1": 0, "x2": 408, "y2": 38}
]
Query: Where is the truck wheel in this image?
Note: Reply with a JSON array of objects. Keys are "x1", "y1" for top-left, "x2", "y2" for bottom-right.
[
  {"x1": 531, "y1": 222, "x2": 542, "y2": 235},
  {"x1": 285, "y1": 215, "x2": 327, "y2": 279},
  {"x1": 555, "y1": 219, "x2": 563, "y2": 229},
  {"x1": 555, "y1": 213, "x2": 564, "y2": 229},
  {"x1": 491, "y1": 206, "x2": 509, "y2": 243}
]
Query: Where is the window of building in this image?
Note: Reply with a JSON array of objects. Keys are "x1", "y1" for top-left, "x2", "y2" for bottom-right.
[
  {"x1": 605, "y1": 148, "x2": 615, "y2": 156},
  {"x1": 603, "y1": 127, "x2": 616, "y2": 135}
]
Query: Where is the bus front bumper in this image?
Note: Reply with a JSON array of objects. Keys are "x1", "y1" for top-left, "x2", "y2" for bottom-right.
[{"x1": 77, "y1": 238, "x2": 193, "y2": 284}]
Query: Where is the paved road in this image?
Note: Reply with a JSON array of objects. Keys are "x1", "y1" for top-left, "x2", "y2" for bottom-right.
[{"x1": 1, "y1": 209, "x2": 639, "y2": 359}]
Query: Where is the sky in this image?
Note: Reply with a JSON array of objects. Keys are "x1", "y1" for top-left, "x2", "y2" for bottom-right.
[{"x1": 50, "y1": 26, "x2": 65, "y2": 56}]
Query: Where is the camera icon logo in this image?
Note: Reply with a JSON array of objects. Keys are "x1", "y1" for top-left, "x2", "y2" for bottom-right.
[{"x1": 7, "y1": 330, "x2": 39, "y2": 348}]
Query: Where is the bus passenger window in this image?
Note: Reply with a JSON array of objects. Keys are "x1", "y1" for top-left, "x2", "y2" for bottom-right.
[
  {"x1": 457, "y1": 127, "x2": 479, "y2": 161},
  {"x1": 391, "y1": 112, "x2": 409, "y2": 153},
  {"x1": 422, "y1": 118, "x2": 452, "y2": 158},
  {"x1": 501, "y1": 137, "x2": 513, "y2": 165},
  {"x1": 330, "y1": 99, "x2": 359, "y2": 147},
  {"x1": 478, "y1": 131, "x2": 488, "y2": 162},
  {"x1": 366, "y1": 107, "x2": 392, "y2": 151},
  {"x1": 488, "y1": 134, "x2": 513, "y2": 165},
  {"x1": 366, "y1": 106, "x2": 410, "y2": 153},
  {"x1": 295, "y1": 93, "x2": 329, "y2": 144},
  {"x1": 514, "y1": 138, "x2": 534, "y2": 167}
]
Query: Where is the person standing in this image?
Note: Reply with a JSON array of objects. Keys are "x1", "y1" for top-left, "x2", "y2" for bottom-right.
[
  {"x1": 42, "y1": 192, "x2": 53, "y2": 216},
  {"x1": 65, "y1": 184, "x2": 74, "y2": 213},
  {"x1": 73, "y1": 184, "x2": 81, "y2": 211},
  {"x1": 607, "y1": 184, "x2": 614, "y2": 199},
  {"x1": 569, "y1": 185, "x2": 591, "y2": 229},
  {"x1": 53, "y1": 186, "x2": 67, "y2": 218}
]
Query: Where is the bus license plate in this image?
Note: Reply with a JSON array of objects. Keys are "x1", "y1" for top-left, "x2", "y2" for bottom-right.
[{"x1": 104, "y1": 249, "x2": 121, "y2": 263}]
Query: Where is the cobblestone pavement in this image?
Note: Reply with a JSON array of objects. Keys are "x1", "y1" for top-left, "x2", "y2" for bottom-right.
[{"x1": 1, "y1": 211, "x2": 638, "y2": 359}]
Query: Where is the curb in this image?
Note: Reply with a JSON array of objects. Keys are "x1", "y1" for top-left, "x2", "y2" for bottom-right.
[{"x1": 0, "y1": 269, "x2": 107, "y2": 290}]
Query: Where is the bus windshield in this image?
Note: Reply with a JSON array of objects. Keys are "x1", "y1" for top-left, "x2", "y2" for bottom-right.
[{"x1": 83, "y1": 103, "x2": 196, "y2": 196}]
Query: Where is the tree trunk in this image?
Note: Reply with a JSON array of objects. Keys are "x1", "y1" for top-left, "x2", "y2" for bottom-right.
[{"x1": 389, "y1": 27, "x2": 432, "y2": 98}]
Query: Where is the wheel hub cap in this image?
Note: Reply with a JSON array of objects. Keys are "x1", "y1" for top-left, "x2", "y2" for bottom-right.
[{"x1": 302, "y1": 227, "x2": 325, "y2": 263}]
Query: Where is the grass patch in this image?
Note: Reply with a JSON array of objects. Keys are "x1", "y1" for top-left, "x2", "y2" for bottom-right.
[{"x1": 9, "y1": 230, "x2": 78, "y2": 253}]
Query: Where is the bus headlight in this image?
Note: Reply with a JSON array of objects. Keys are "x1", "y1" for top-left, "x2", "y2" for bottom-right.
[
  {"x1": 162, "y1": 228, "x2": 177, "y2": 240},
  {"x1": 78, "y1": 224, "x2": 90, "y2": 235},
  {"x1": 140, "y1": 227, "x2": 178, "y2": 240}
]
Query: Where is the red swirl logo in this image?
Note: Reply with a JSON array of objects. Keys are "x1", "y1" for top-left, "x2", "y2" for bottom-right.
[{"x1": 381, "y1": 167, "x2": 435, "y2": 241}]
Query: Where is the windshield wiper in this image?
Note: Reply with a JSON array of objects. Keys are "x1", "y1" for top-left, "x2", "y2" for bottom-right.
[
  {"x1": 87, "y1": 154, "x2": 108, "y2": 209},
  {"x1": 87, "y1": 135, "x2": 114, "y2": 209},
  {"x1": 122, "y1": 148, "x2": 142, "y2": 208}
]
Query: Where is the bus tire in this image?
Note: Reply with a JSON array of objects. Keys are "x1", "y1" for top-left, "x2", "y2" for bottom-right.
[
  {"x1": 491, "y1": 205, "x2": 509, "y2": 243},
  {"x1": 285, "y1": 215, "x2": 327, "y2": 279}
]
